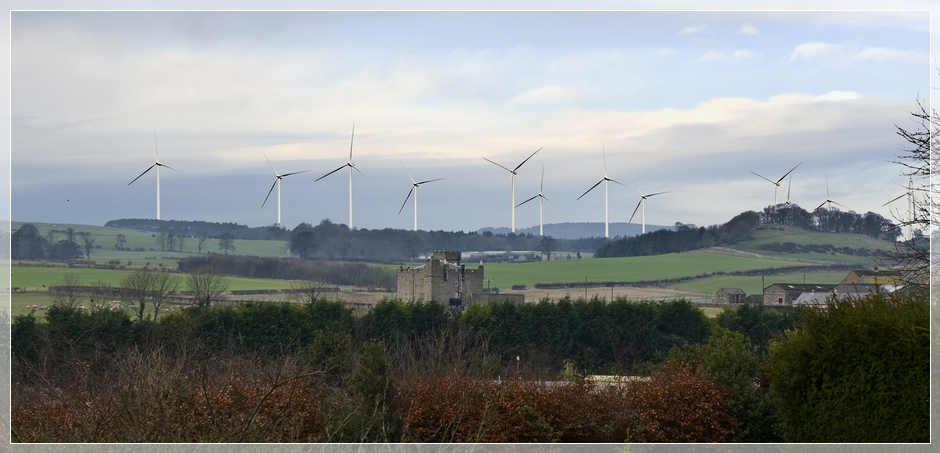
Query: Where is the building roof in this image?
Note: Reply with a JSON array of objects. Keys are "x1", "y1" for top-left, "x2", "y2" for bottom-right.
[
  {"x1": 766, "y1": 283, "x2": 837, "y2": 292},
  {"x1": 718, "y1": 288, "x2": 746, "y2": 295}
]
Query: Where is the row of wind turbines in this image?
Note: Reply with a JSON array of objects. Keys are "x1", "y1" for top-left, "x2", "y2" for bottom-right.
[{"x1": 128, "y1": 126, "x2": 915, "y2": 239}]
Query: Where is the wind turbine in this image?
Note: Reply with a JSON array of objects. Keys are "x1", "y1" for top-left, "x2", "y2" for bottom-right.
[
  {"x1": 815, "y1": 175, "x2": 848, "y2": 213},
  {"x1": 784, "y1": 175, "x2": 794, "y2": 207},
  {"x1": 127, "y1": 129, "x2": 181, "y2": 220},
  {"x1": 883, "y1": 177, "x2": 914, "y2": 239},
  {"x1": 483, "y1": 147, "x2": 541, "y2": 233},
  {"x1": 627, "y1": 178, "x2": 670, "y2": 234},
  {"x1": 516, "y1": 166, "x2": 556, "y2": 236},
  {"x1": 751, "y1": 162, "x2": 802, "y2": 210},
  {"x1": 261, "y1": 151, "x2": 311, "y2": 226},
  {"x1": 577, "y1": 145, "x2": 627, "y2": 239},
  {"x1": 398, "y1": 162, "x2": 445, "y2": 232},
  {"x1": 315, "y1": 124, "x2": 374, "y2": 229}
]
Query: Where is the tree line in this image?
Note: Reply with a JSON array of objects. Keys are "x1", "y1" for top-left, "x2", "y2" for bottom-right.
[
  {"x1": 10, "y1": 290, "x2": 926, "y2": 442},
  {"x1": 285, "y1": 219, "x2": 605, "y2": 262},
  {"x1": 596, "y1": 207, "x2": 898, "y2": 258},
  {"x1": 11, "y1": 224, "x2": 97, "y2": 261}
]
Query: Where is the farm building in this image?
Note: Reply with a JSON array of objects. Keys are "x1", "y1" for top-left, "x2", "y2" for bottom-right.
[
  {"x1": 840, "y1": 269, "x2": 902, "y2": 286},
  {"x1": 397, "y1": 250, "x2": 524, "y2": 307},
  {"x1": 762, "y1": 283, "x2": 836, "y2": 306},
  {"x1": 715, "y1": 287, "x2": 747, "y2": 304}
]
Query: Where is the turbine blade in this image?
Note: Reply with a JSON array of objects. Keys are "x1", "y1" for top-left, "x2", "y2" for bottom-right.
[
  {"x1": 540, "y1": 166, "x2": 544, "y2": 192},
  {"x1": 153, "y1": 128, "x2": 159, "y2": 161},
  {"x1": 646, "y1": 191, "x2": 670, "y2": 198},
  {"x1": 577, "y1": 179, "x2": 604, "y2": 200},
  {"x1": 516, "y1": 195, "x2": 538, "y2": 208},
  {"x1": 262, "y1": 151, "x2": 278, "y2": 175},
  {"x1": 777, "y1": 162, "x2": 802, "y2": 184},
  {"x1": 629, "y1": 177, "x2": 642, "y2": 196},
  {"x1": 815, "y1": 201, "x2": 827, "y2": 211},
  {"x1": 750, "y1": 171, "x2": 776, "y2": 185},
  {"x1": 398, "y1": 186, "x2": 415, "y2": 215},
  {"x1": 281, "y1": 169, "x2": 312, "y2": 177},
  {"x1": 349, "y1": 123, "x2": 355, "y2": 161},
  {"x1": 483, "y1": 157, "x2": 512, "y2": 173},
  {"x1": 261, "y1": 179, "x2": 278, "y2": 208},
  {"x1": 513, "y1": 147, "x2": 541, "y2": 172},
  {"x1": 602, "y1": 144, "x2": 608, "y2": 177},
  {"x1": 543, "y1": 195, "x2": 559, "y2": 208},
  {"x1": 628, "y1": 200, "x2": 642, "y2": 224},
  {"x1": 787, "y1": 175, "x2": 792, "y2": 201},
  {"x1": 416, "y1": 178, "x2": 445, "y2": 185},
  {"x1": 316, "y1": 165, "x2": 346, "y2": 182},
  {"x1": 609, "y1": 178, "x2": 628, "y2": 188},
  {"x1": 400, "y1": 160, "x2": 416, "y2": 184},
  {"x1": 351, "y1": 163, "x2": 378, "y2": 186},
  {"x1": 883, "y1": 193, "x2": 907, "y2": 206},
  {"x1": 160, "y1": 163, "x2": 183, "y2": 174},
  {"x1": 128, "y1": 164, "x2": 156, "y2": 185},
  {"x1": 825, "y1": 175, "x2": 830, "y2": 198},
  {"x1": 831, "y1": 200, "x2": 848, "y2": 209}
]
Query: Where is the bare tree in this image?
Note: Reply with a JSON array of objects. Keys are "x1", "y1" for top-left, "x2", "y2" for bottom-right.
[
  {"x1": 537, "y1": 236, "x2": 557, "y2": 260},
  {"x1": 122, "y1": 268, "x2": 157, "y2": 321},
  {"x1": 49, "y1": 272, "x2": 83, "y2": 309},
  {"x1": 197, "y1": 229, "x2": 209, "y2": 253},
  {"x1": 45, "y1": 229, "x2": 58, "y2": 245},
  {"x1": 288, "y1": 279, "x2": 329, "y2": 305},
  {"x1": 187, "y1": 267, "x2": 228, "y2": 308},
  {"x1": 80, "y1": 232, "x2": 95, "y2": 259},
  {"x1": 87, "y1": 279, "x2": 115, "y2": 312},
  {"x1": 175, "y1": 226, "x2": 188, "y2": 252},
  {"x1": 150, "y1": 270, "x2": 181, "y2": 320},
  {"x1": 218, "y1": 233, "x2": 236, "y2": 255},
  {"x1": 883, "y1": 99, "x2": 935, "y2": 293},
  {"x1": 156, "y1": 225, "x2": 170, "y2": 251}
]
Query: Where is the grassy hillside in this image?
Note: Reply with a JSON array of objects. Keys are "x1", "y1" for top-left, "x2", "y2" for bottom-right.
[
  {"x1": 722, "y1": 223, "x2": 895, "y2": 265},
  {"x1": 10, "y1": 221, "x2": 291, "y2": 267},
  {"x1": 477, "y1": 251, "x2": 825, "y2": 290}
]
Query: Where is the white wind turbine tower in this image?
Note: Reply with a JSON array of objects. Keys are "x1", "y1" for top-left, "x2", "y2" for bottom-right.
[
  {"x1": 127, "y1": 129, "x2": 181, "y2": 220},
  {"x1": 516, "y1": 166, "x2": 556, "y2": 236},
  {"x1": 483, "y1": 147, "x2": 541, "y2": 233},
  {"x1": 883, "y1": 176, "x2": 914, "y2": 239},
  {"x1": 815, "y1": 175, "x2": 848, "y2": 213},
  {"x1": 628, "y1": 178, "x2": 670, "y2": 234},
  {"x1": 398, "y1": 162, "x2": 445, "y2": 232},
  {"x1": 261, "y1": 151, "x2": 311, "y2": 226},
  {"x1": 315, "y1": 124, "x2": 374, "y2": 229},
  {"x1": 751, "y1": 162, "x2": 802, "y2": 211},
  {"x1": 578, "y1": 146, "x2": 626, "y2": 239}
]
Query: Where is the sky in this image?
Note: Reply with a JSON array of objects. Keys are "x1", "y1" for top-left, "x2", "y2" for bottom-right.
[{"x1": 6, "y1": 3, "x2": 935, "y2": 237}]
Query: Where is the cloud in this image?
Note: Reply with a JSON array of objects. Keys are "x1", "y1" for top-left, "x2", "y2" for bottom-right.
[
  {"x1": 850, "y1": 47, "x2": 927, "y2": 65},
  {"x1": 697, "y1": 49, "x2": 757, "y2": 63},
  {"x1": 679, "y1": 24, "x2": 706, "y2": 34},
  {"x1": 789, "y1": 42, "x2": 843, "y2": 61},
  {"x1": 507, "y1": 86, "x2": 573, "y2": 107},
  {"x1": 789, "y1": 42, "x2": 926, "y2": 65},
  {"x1": 737, "y1": 25, "x2": 759, "y2": 35}
]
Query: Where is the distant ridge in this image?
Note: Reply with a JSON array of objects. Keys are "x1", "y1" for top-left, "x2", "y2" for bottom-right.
[{"x1": 476, "y1": 222, "x2": 672, "y2": 240}]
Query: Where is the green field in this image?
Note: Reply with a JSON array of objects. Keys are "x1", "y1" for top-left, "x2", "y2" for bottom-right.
[
  {"x1": 671, "y1": 269, "x2": 848, "y2": 295},
  {"x1": 8, "y1": 266, "x2": 295, "y2": 293},
  {"x1": 479, "y1": 251, "x2": 826, "y2": 290},
  {"x1": 9, "y1": 221, "x2": 292, "y2": 268},
  {"x1": 726, "y1": 224, "x2": 894, "y2": 265}
]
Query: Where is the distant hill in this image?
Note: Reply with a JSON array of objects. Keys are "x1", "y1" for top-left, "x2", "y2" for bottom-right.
[
  {"x1": 477, "y1": 222, "x2": 672, "y2": 240},
  {"x1": 724, "y1": 223, "x2": 897, "y2": 266}
]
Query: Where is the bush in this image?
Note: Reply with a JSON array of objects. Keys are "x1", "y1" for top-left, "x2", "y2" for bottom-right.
[{"x1": 764, "y1": 291, "x2": 928, "y2": 442}]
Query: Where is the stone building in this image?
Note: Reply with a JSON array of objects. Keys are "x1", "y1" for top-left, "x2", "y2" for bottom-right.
[
  {"x1": 715, "y1": 287, "x2": 746, "y2": 304},
  {"x1": 397, "y1": 250, "x2": 485, "y2": 306},
  {"x1": 763, "y1": 283, "x2": 836, "y2": 306}
]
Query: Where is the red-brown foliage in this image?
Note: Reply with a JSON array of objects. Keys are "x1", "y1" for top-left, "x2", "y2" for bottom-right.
[{"x1": 628, "y1": 362, "x2": 736, "y2": 443}]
